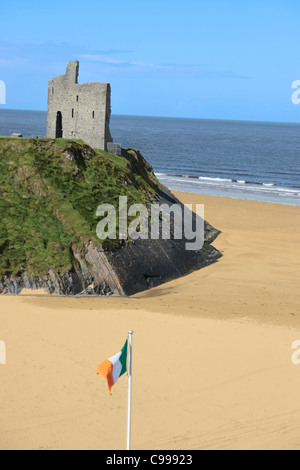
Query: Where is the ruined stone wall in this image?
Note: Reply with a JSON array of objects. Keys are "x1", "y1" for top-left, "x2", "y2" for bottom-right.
[{"x1": 47, "y1": 61, "x2": 112, "y2": 150}]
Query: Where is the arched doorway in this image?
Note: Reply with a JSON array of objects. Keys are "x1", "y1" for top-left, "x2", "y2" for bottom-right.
[{"x1": 56, "y1": 111, "x2": 63, "y2": 138}]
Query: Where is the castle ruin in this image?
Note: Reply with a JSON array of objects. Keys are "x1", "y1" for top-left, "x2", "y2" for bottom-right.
[{"x1": 47, "y1": 61, "x2": 112, "y2": 150}]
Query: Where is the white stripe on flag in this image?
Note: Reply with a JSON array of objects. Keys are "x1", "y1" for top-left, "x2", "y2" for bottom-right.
[{"x1": 108, "y1": 351, "x2": 122, "y2": 384}]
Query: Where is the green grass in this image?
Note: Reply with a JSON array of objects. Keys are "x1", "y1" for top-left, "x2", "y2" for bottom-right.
[{"x1": 0, "y1": 138, "x2": 163, "y2": 278}]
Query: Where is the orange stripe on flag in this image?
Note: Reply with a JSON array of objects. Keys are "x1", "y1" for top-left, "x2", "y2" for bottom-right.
[{"x1": 97, "y1": 359, "x2": 114, "y2": 395}]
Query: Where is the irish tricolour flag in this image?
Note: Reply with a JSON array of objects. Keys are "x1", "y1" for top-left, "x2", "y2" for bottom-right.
[{"x1": 97, "y1": 340, "x2": 128, "y2": 395}]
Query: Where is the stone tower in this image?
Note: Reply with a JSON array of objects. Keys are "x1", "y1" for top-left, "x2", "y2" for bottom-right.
[{"x1": 47, "y1": 61, "x2": 112, "y2": 150}]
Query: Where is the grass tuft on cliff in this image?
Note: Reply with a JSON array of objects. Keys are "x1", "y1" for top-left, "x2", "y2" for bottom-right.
[{"x1": 0, "y1": 138, "x2": 162, "y2": 278}]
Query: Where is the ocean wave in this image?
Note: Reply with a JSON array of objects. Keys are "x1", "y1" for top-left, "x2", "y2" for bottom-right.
[
  {"x1": 156, "y1": 172, "x2": 278, "y2": 187},
  {"x1": 156, "y1": 172, "x2": 300, "y2": 202}
]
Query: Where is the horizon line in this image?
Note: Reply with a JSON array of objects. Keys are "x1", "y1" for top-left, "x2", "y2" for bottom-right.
[{"x1": 0, "y1": 107, "x2": 299, "y2": 126}]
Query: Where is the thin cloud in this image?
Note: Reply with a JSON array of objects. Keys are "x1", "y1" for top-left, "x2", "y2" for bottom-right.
[
  {"x1": 78, "y1": 54, "x2": 171, "y2": 70},
  {"x1": 0, "y1": 40, "x2": 251, "y2": 80},
  {"x1": 78, "y1": 53, "x2": 251, "y2": 79},
  {"x1": 0, "y1": 40, "x2": 132, "y2": 69}
]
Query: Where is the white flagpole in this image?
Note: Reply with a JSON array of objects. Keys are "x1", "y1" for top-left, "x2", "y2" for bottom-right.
[{"x1": 127, "y1": 331, "x2": 134, "y2": 451}]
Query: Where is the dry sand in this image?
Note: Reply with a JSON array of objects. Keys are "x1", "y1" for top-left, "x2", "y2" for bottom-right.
[{"x1": 0, "y1": 191, "x2": 300, "y2": 450}]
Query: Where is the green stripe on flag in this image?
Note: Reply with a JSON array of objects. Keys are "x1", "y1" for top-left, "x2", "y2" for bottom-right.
[{"x1": 120, "y1": 339, "x2": 128, "y2": 377}]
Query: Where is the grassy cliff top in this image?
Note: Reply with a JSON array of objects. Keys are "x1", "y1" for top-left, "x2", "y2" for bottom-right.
[{"x1": 0, "y1": 138, "x2": 162, "y2": 278}]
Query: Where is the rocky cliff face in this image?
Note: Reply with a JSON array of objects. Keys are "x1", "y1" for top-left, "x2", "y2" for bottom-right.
[{"x1": 0, "y1": 138, "x2": 221, "y2": 296}]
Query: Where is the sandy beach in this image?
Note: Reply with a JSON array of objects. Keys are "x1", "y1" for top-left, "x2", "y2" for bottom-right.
[{"x1": 0, "y1": 191, "x2": 300, "y2": 450}]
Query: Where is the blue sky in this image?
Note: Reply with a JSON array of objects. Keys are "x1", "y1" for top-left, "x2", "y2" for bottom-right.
[{"x1": 0, "y1": 0, "x2": 299, "y2": 122}]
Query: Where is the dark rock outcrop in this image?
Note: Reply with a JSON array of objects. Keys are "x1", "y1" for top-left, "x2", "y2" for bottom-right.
[{"x1": 106, "y1": 188, "x2": 221, "y2": 296}]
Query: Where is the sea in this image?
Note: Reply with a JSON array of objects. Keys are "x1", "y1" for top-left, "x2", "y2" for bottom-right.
[{"x1": 0, "y1": 109, "x2": 299, "y2": 206}]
